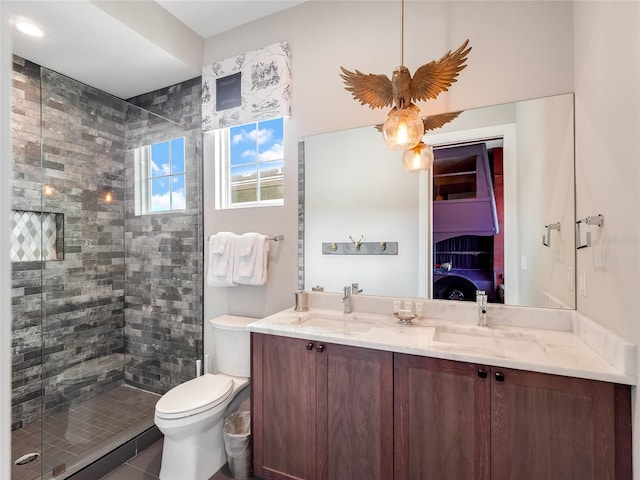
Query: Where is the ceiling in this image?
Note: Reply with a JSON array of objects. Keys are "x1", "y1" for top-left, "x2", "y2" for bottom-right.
[
  {"x1": 5, "y1": 0, "x2": 307, "y2": 99},
  {"x1": 156, "y1": 0, "x2": 307, "y2": 38}
]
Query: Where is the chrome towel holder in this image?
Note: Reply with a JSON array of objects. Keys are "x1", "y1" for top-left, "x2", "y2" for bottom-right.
[
  {"x1": 575, "y1": 214, "x2": 604, "y2": 249},
  {"x1": 208, "y1": 234, "x2": 284, "y2": 242},
  {"x1": 542, "y1": 222, "x2": 561, "y2": 247}
]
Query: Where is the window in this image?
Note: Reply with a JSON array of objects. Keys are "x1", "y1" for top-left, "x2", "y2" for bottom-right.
[
  {"x1": 215, "y1": 118, "x2": 284, "y2": 209},
  {"x1": 135, "y1": 137, "x2": 186, "y2": 215}
]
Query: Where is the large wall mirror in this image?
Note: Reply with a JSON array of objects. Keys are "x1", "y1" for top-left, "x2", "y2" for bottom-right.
[{"x1": 300, "y1": 93, "x2": 576, "y2": 310}]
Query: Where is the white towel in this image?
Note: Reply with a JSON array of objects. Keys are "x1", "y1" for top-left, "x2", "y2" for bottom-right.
[
  {"x1": 207, "y1": 232, "x2": 238, "y2": 287},
  {"x1": 210, "y1": 232, "x2": 233, "y2": 275},
  {"x1": 210, "y1": 233, "x2": 230, "y2": 255},
  {"x1": 237, "y1": 232, "x2": 258, "y2": 257},
  {"x1": 235, "y1": 232, "x2": 261, "y2": 277},
  {"x1": 234, "y1": 234, "x2": 270, "y2": 285}
]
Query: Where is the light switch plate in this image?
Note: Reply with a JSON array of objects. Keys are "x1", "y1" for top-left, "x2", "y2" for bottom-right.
[{"x1": 579, "y1": 271, "x2": 587, "y2": 297}]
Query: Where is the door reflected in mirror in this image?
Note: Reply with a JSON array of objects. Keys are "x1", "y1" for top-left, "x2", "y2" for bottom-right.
[
  {"x1": 300, "y1": 93, "x2": 575, "y2": 310},
  {"x1": 432, "y1": 142, "x2": 501, "y2": 304}
]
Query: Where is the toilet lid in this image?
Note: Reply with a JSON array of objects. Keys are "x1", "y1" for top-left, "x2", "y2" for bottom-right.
[{"x1": 155, "y1": 374, "x2": 234, "y2": 418}]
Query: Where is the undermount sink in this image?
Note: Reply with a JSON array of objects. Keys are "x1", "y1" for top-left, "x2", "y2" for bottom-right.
[
  {"x1": 291, "y1": 312, "x2": 376, "y2": 333},
  {"x1": 433, "y1": 324, "x2": 545, "y2": 357}
]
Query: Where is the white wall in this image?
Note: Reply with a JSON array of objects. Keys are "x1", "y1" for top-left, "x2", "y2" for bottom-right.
[
  {"x1": 0, "y1": 3, "x2": 11, "y2": 478},
  {"x1": 574, "y1": 1, "x2": 640, "y2": 342},
  {"x1": 573, "y1": 1, "x2": 640, "y2": 476}
]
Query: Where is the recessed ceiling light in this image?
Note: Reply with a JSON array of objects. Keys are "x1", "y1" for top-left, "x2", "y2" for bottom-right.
[{"x1": 14, "y1": 19, "x2": 45, "y2": 38}]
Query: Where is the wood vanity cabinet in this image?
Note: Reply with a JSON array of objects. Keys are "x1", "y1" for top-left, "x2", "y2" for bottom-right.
[
  {"x1": 394, "y1": 354, "x2": 491, "y2": 479},
  {"x1": 251, "y1": 333, "x2": 393, "y2": 480},
  {"x1": 394, "y1": 353, "x2": 632, "y2": 480}
]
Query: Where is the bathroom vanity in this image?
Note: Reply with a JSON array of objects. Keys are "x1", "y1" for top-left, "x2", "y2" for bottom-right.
[
  {"x1": 252, "y1": 334, "x2": 393, "y2": 480},
  {"x1": 249, "y1": 294, "x2": 634, "y2": 480}
]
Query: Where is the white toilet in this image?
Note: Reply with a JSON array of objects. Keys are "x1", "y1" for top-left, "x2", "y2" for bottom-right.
[{"x1": 154, "y1": 315, "x2": 255, "y2": 480}]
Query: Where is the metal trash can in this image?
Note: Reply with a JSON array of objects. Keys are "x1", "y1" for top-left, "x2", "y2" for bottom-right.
[{"x1": 223, "y1": 411, "x2": 252, "y2": 479}]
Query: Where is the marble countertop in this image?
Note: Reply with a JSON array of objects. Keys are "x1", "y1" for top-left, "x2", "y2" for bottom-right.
[{"x1": 248, "y1": 294, "x2": 636, "y2": 385}]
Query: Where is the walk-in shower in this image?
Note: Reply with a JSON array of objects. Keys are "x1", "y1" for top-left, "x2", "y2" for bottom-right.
[{"x1": 10, "y1": 56, "x2": 203, "y2": 480}]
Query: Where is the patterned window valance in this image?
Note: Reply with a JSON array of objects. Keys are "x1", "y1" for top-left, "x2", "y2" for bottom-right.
[{"x1": 202, "y1": 41, "x2": 291, "y2": 132}]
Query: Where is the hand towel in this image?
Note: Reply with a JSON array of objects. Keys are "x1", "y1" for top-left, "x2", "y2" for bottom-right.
[
  {"x1": 234, "y1": 234, "x2": 270, "y2": 285},
  {"x1": 235, "y1": 232, "x2": 261, "y2": 277},
  {"x1": 237, "y1": 232, "x2": 258, "y2": 257},
  {"x1": 207, "y1": 232, "x2": 238, "y2": 287},
  {"x1": 210, "y1": 232, "x2": 230, "y2": 255},
  {"x1": 210, "y1": 232, "x2": 233, "y2": 275}
]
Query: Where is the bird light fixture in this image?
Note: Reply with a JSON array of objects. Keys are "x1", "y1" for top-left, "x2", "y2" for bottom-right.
[
  {"x1": 382, "y1": 108, "x2": 424, "y2": 151},
  {"x1": 340, "y1": 0, "x2": 471, "y2": 170}
]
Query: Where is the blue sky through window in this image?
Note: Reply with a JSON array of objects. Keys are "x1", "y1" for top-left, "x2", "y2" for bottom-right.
[
  {"x1": 150, "y1": 137, "x2": 186, "y2": 212},
  {"x1": 229, "y1": 118, "x2": 284, "y2": 176}
]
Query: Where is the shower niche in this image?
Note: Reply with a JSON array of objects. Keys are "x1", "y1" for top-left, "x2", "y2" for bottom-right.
[{"x1": 11, "y1": 210, "x2": 64, "y2": 263}]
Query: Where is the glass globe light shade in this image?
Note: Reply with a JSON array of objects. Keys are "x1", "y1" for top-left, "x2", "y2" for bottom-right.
[
  {"x1": 402, "y1": 142, "x2": 434, "y2": 172},
  {"x1": 382, "y1": 108, "x2": 424, "y2": 151}
]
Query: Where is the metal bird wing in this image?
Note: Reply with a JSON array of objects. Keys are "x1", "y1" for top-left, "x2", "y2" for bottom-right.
[
  {"x1": 339, "y1": 67, "x2": 394, "y2": 109},
  {"x1": 410, "y1": 39, "x2": 472, "y2": 102},
  {"x1": 422, "y1": 111, "x2": 462, "y2": 131}
]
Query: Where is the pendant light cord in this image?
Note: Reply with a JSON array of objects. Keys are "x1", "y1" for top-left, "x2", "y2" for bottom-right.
[{"x1": 400, "y1": 0, "x2": 405, "y2": 66}]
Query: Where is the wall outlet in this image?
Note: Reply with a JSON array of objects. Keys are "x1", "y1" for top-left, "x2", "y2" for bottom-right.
[
  {"x1": 520, "y1": 254, "x2": 528, "y2": 271},
  {"x1": 579, "y1": 271, "x2": 587, "y2": 297}
]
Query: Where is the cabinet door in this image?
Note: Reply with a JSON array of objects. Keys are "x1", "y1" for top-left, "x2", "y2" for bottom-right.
[
  {"x1": 394, "y1": 354, "x2": 491, "y2": 480},
  {"x1": 316, "y1": 342, "x2": 393, "y2": 480},
  {"x1": 490, "y1": 367, "x2": 621, "y2": 480},
  {"x1": 252, "y1": 333, "x2": 317, "y2": 480}
]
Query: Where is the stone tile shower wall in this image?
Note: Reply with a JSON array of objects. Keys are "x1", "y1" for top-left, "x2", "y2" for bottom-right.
[
  {"x1": 12, "y1": 57, "x2": 45, "y2": 428},
  {"x1": 124, "y1": 77, "x2": 203, "y2": 394},
  {"x1": 11, "y1": 55, "x2": 203, "y2": 429},
  {"x1": 11, "y1": 56, "x2": 126, "y2": 427}
]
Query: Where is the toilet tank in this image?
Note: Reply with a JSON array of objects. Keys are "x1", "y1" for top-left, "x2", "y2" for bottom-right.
[{"x1": 209, "y1": 315, "x2": 255, "y2": 378}]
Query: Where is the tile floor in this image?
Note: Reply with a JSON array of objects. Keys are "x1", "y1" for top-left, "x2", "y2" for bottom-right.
[
  {"x1": 11, "y1": 385, "x2": 160, "y2": 480},
  {"x1": 99, "y1": 439, "x2": 258, "y2": 480}
]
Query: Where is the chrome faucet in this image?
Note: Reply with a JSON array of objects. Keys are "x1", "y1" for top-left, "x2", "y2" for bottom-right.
[
  {"x1": 476, "y1": 290, "x2": 488, "y2": 327},
  {"x1": 342, "y1": 286, "x2": 353, "y2": 314}
]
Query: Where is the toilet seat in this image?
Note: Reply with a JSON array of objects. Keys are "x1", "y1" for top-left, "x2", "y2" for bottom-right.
[{"x1": 155, "y1": 374, "x2": 234, "y2": 420}]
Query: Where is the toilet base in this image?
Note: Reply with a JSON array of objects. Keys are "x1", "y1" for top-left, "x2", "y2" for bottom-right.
[
  {"x1": 159, "y1": 418, "x2": 226, "y2": 480},
  {"x1": 156, "y1": 380, "x2": 250, "y2": 480}
]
